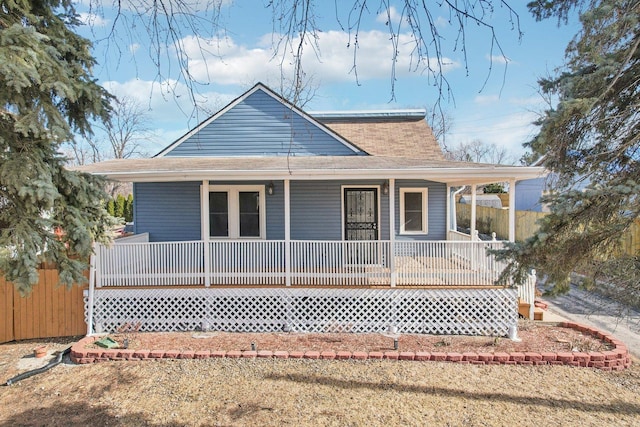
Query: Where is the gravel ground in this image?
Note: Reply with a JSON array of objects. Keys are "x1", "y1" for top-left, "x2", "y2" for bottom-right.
[{"x1": 1, "y1": 334, "x2": 639, "y2": 426}]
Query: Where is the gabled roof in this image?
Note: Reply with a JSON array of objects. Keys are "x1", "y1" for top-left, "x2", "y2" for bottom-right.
[
  {"x1": 315, "y1": 111, "x2": 444, "y2": 160},
  {"x1": 155, "y1": 83, "x2": 364, "y2": 157},
  {"x1": 76, "y1": 83, "x2": 545, "y2": 184}
]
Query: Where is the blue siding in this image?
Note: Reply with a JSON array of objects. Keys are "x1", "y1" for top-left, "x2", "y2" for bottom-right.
[
  {"x1": 265, "y1": 181, "x2": 285, "y2": 240},
  {"x1": 166, "y1": 90, "x2": 359, "y2": 157},
  {"x1": 134, "y1": 182, "x2": 201, "y2": 242},
  {"x1": 132, "y1": 180, "x2": 447, "y2": 242},
  {"x1": 290, "y1": 181, "x2": 389, "y2": 240},
  {"x1": 515, "y1": 177, "x2": 548, "y2": 212},
  {"x1": 394, "y1": 180, "x2": 447, "y2": 241}
]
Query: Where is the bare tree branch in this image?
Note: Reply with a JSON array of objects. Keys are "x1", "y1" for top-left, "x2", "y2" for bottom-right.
[{"x1": 88, "y1": 0, "x2": 521, "y2": 112}]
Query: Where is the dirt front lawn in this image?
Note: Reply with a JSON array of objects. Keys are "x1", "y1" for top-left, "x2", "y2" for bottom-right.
[
  {"x1": 86, "y1": 321, "x2": 613, "y2": 355},
  {"x1": 1, "y1": 329, "x2": 639, "y2": 426}
]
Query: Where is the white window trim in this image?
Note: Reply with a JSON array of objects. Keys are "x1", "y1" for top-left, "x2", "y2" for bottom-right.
[
  {"x1": 209, "y1": 185, "x2": 266, "y2": 240},
  {"x1": 399, "y1": 188, "x2": 428, "y2": 235},
  {"x1": 340, "y1": 185, "x2": 381, "y2": 241}
]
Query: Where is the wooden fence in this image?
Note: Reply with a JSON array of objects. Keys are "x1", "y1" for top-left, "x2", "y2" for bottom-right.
[
  {"x1": 456, "y1": 203, "x2": 640, "y2": 255},
  {"x1": 456, "y1": 203, "x2": 545, "y2": 242},
  {"x1": 0, "y1": 268, "x2": 87, "y2": 344},
  {"x1": 620, "y1": 220, "x2": 640, "y2": 256}
]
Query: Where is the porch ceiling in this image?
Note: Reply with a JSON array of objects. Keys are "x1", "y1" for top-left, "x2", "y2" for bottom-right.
[{"x1": 74, "y1": 156, "x2": 545, "y2": 184}]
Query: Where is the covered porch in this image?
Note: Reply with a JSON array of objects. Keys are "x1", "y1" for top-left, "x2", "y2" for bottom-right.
[
  {"x1": 81, "y1": 156, "x2": 543, "y2": 337},
  {"x1": 87, "y1": 232, "x2": 537, "y2": 337}
]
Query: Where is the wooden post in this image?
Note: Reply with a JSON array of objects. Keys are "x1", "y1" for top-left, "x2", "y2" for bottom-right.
[{"x1": 284, "y1": 179, "x2": 291, "y2": 287}]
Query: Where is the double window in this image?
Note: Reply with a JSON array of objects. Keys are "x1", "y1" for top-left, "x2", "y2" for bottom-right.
[
  {"x1": 399, "y1": 188, "x2": 428, "y2": 234},
  {"x1": 209, "y1": 185, "x2": 265, "y2": 239}
]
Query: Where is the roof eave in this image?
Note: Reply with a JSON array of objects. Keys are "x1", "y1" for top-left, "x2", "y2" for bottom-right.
[{"x1": 87, "y1": 166, "x2": 546, "y2": 184}]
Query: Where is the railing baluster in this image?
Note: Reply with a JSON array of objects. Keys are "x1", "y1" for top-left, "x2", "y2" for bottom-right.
[{"x1": 95, "y1": 238, "x2": 508, "y2": 290}]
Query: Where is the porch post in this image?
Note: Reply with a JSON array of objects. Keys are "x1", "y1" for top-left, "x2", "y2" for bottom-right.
[
  {"x1": 201, "y1": 180, "x2": 210, "y2": 287},
  {"x1": 470, "y1": 184, "x2": 477, "y2": 240},
  {"x1": 446, "y1": 185, "x2": 451, "y2": 235},
  {"x1": 284, "y1": 178, "x2": 291, "y2": 287},
  {"x1": 94, "y1": 243, "x2": 102, "y2": 288},
  {"x1": 388, "y1": 178, "x2": 396, "y2": 287},
  {"x1": 508, "y1": 179, "x2": 516, "y2": 242},
  {"x1": 86, "y1": 248, "x2": 96, "y2": 335}
]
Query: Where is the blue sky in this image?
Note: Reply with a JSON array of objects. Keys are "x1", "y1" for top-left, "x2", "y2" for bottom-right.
[{"x1": 75, "y1": 1, "x2": 581, "y2": 160}]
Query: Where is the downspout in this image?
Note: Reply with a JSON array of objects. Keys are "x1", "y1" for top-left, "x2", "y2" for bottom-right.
[
  {"x1": 451, "y1": 186, "x2": 466, "y2": 233},
  {"x1": 470, "y1": 185, "x2": 477, "y2": 240}
]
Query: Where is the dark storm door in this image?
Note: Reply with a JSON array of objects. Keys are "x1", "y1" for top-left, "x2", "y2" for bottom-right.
[{"x1": 344, "y1": 188, "x2": 379, "y2": 241}]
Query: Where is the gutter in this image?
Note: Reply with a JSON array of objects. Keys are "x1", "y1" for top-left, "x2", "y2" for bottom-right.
[{"x1": 85, "y1": 167, "x2": 547, "y2": 184}]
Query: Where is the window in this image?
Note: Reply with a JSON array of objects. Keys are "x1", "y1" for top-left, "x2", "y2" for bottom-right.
[
  {"x1": 209, "y1": 192, "x2": 229, "y2": 237},
  {"x1": 209, "y1": 186, "x2": 265, "y2": 239},
  {"x1": 400, "y1": 188, "x2": 428, "y2": 234}
]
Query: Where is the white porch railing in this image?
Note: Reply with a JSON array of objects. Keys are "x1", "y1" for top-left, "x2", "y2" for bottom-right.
[
  {"x1": 95, "y1": 239, "x2": 518, "y2": 289},
  {"x1": 290, "y1": 240, "x2": 391, "y2": 286},
  {"x1": 394, "y1": 240, "x2": 507, "y2": 286},
  {"x1": 209, "y1": 240, "x2": 285, "y2": 285},
  {"x1": 446, "y1": 230, "x2": 476, "y2": 242},
  {"x1": 96, "y1": 240, "x2": 204, "y2": 287}
]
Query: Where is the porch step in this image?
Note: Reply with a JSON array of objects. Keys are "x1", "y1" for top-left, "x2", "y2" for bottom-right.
[
  {"x1": 518, "y1": 299, "x2": 546, "y2": 321},
  {"x1": 533, "y1": 307, "x2": 544, "y2": 321}
]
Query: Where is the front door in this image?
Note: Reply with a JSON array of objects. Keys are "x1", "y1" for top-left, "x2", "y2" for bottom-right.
[{"x1": 344, "y1": 188, "x2": 379, "y2": 241}]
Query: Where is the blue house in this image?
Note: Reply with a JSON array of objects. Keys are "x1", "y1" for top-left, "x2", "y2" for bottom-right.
[{"x1": 80, "y1": 83, "x2": 544, "y2": 336}]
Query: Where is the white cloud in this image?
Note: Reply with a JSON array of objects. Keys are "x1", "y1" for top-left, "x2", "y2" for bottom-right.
[
  {"x1": 475, "y1": 93, "x2": 546, "y2": 109},
  {"x1": 487, "y1": 54, "x2": 512, "y2": 65},
  {"x1": 376, "y1": 6, "x2": 402, "y2": 26},
  {"x1": 435, "y1": 16, "x2": 449, "y2": 29},
  {"x1": 101, "y1": 78, "x2": 234, "y2": 132},
  {"x1": 448, "y1": 111, "x2": 539, "y2": 157},
  {"x1": 507, "y1": 95, "x2": 546, "y2": 107},
  {"x1": 129, "y1": 43, "x2": 141, "y2": 54},
  {"x1": 79, "y1": 12, "x2": 109, "y2": 27},
  {"x1": 474, "y1": 94, "x2": 500, "y2": 104},
  {"x1": 180, "y1": 30, "x2": 460, "y2": 87}
]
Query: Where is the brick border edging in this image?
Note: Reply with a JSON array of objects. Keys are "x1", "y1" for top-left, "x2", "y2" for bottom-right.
[{"x1": 70, "y1": 321, "x2": 632, "y2": 371}]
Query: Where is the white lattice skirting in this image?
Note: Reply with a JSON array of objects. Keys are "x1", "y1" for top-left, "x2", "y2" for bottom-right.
[{"x1": 86, "y1": 288, "x2": 518, "y2": 336}]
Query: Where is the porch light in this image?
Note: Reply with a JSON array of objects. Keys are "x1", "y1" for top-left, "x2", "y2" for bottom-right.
[
  {"x1": 267, "y1": 181, "x2": 275, "y2": 195},
  {"x1": 382, "y1": 181, "x2": 389, "y2": 195}
]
